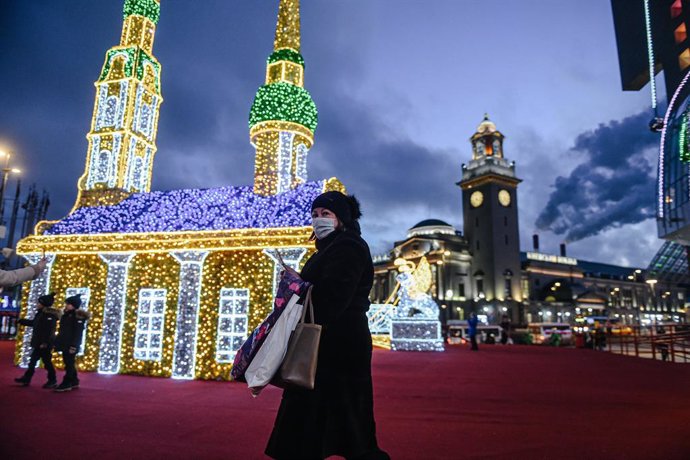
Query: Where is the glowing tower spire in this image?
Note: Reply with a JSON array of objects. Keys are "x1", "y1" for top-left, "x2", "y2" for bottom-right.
[
  {"x1": 75, "y1": 0, "x2": 163, "y2": 209},
  {"x1": 249, "y1": 0, "x2": 318, "y2": 196}
]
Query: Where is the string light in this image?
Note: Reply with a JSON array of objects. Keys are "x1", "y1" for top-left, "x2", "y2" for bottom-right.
[
  {"x1": 389, "y1": 257, "x2": 444, "y2": 352},
  {"x1": 658, "y1": 70, "x2": 690, "y2": 218},
  {"x1": 123, "y1": 0, "x2": 160, "y2": 25},
  {"x1": 215, "y1": 288, "x2": 250, "y2": 364},
  {"x1": 75, "y1": 0, "x2": 162, "y2": 210},
  {"x1": 98, "y1": 253, "x2": 134, "y2": 374},
  {"x1": 643, "y1": 0, "x2": 658, "y2": 113},
  {"x1": 250, "y1": 0, "x2": 318, "y2": 196},
  {"x1": 170, "y1": 251, "x2": 208, "y2": 379}
]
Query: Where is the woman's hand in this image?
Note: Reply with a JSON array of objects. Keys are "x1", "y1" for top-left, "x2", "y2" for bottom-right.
[{"x1": 280, "y1": 266, "x2": 301, "y2": 280}]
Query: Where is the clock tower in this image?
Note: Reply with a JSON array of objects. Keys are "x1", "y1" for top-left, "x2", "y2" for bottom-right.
[{"x1": 458, "y1": 115, "x2": 522, "y2": 322}]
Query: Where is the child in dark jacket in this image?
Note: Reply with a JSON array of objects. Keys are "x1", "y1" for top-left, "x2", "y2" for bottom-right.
[
  {"x1": 14, "y1": 293, "x2": 61, "y2": 388},
  {"x1": 54, "y1": 294, "x2": 90, "y2": 392}
]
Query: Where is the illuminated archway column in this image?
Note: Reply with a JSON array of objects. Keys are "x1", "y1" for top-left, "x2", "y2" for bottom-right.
[
  {"x1": 171, "y1": 250, "x2": 209, "y2": 379},
  {"x1": 263, "y1": 248, "x2": 307, "y2": 296},
  {"x1": 18, "y1": 254, "x2": 56, "y2": 367},
  {"x1": 98, "y1": 253, "x2": 134, "y2": 374}
]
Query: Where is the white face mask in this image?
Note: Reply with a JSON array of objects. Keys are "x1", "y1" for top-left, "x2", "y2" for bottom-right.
[{"x1": 312, "y1": 217, "x2": 337, "y2": 240}]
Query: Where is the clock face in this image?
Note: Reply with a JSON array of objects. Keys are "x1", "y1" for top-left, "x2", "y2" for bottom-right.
[
  {"x1": 470, "y1": 191, "x2": 484, "y2": 208},
  {"x1": 498, "y1": 189, "x2": 511, "y2": 207}
]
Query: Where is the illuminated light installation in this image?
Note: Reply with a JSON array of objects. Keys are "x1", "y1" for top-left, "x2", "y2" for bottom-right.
[
  {"x1": 98, "y1": 253, "x2": 134, "y2": 374},
  {"x1": 133, "y1": 288, "x2": 167, "y2": 361},
  {"x1": 171, "y1": 250, "x2": 208, "y2": 379},
  {"x1": 215, "y1": 288, "x2": 250, "y2": 363},
  {"x1": 75, "y1": 0, "x2": 163, "y2": 210},
  {"x1": 15, "y1": 1, "x2": 355, "y2": 379},
  {"x1": 249, "y1": 0, "x2": 318, "y2": 196},
  {"x1": 389, "y1": 258, "x2": 444, "y2": 352}
]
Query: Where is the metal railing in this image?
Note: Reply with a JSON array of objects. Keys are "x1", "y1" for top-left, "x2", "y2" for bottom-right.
[{"x1": 602, "y1": 325, "x2": 690, "y2": 363}]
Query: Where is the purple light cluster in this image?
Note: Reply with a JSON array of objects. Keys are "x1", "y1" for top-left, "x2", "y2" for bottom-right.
[{"x1": 46, "y1": 181, "x2": 326, "y2": 235}]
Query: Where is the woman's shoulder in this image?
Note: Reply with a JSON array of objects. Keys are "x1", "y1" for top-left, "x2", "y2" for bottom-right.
[
  {"x1": 330, "y1": 231, "x2": 372, "y2": 262},
  {"x1": 333, "y1": 230, "x2": 369, "y2": 250}
]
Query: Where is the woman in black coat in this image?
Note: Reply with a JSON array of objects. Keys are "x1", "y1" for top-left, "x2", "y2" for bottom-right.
[{"x1": 265, "y1": 191, "x2": 389, "y2": 460}]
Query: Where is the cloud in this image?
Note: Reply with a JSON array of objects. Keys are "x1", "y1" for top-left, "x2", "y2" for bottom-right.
[
  {"x1": 535, "y1": 110, "x2": 658, "y2": 242},
  {"x1": 308, "y1": 92, "x2": 463, "y2": 253}
]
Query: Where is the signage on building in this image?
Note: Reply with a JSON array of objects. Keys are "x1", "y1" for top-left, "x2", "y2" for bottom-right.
[{"x1": 526, "y1": 252, "x2": 578, "y2": 266}]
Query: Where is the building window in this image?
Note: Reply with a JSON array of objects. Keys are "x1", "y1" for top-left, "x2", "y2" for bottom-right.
[
  {"x1": 134, "y1": 289, "x2": 167, "y2": 361},
  {"x1": 476, "y1": 279, "x2": 484, "y2": 295},
  {"x1": 505, "y1": 278, "x2": 511, "y2": 297},
  {"x1": 671, "y1": 0, "x2": 682, "y2": 19},
  {"x1": 215, "y1": 288, "x2": 250, "y2": 363},
  {"x1": 522, "y1": 278, "x2": 530, "y2": 299},
  {"x1": 65, "y1": 287, "x2": 90, "y2": 356},
  {"x1": 679, "y1": 48, "x2": 690, "y2": 71},
  {"x1": 676, "y1": 23, "x2": 687, "y2": 44},
  {"x1": 458, "y1": 283, "x2": 465, "y2": 298}
]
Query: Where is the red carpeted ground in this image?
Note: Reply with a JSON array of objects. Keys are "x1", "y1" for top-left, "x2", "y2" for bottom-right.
[{"x1": 1, "y1": 340, "x2": 689, "y2": 459}]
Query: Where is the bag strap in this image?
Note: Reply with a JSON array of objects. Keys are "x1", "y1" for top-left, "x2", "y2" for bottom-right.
[{"x1": 300, "y1": 286, "x2": 314, "y2": 325}]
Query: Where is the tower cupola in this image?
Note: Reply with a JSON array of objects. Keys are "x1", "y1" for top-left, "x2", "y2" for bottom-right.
[
  {"x1": 471, "y1": 114, "x2": 505, "y2": 160},
  {"x1": 74, "y1": 0, "x2": 163, "y2": 209},
  {"x1": 249, "y1": 0, "x2": 318, "y2": 196}
]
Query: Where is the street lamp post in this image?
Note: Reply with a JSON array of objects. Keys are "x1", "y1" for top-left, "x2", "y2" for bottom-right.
[{"x1": 0, "y1": 150, "x2": 21, "y2": 226}]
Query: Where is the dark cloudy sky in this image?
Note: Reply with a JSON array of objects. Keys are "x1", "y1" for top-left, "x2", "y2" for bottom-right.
[{"x1": 0, "y1": 0, "x2": 664, "y2": 267}]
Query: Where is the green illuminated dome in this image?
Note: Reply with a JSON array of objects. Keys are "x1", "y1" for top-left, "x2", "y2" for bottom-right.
[
  {"x1": 123, "y1": 0, "x2": 160, "y2": 24},
  {"x1": 249, "y1": 82, "x2": 318, "y2": 133}
]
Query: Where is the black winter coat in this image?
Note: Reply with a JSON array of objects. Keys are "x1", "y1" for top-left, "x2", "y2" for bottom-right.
[
  {"x1": 266, "y1": 229, "x2": 382, "y2": 459},
  {"x1": 54, "y1": 309, "x2": 89, "y2": 352},
  {"x1": 18, "y1": 307, "x2": 61, "y2": 348}
]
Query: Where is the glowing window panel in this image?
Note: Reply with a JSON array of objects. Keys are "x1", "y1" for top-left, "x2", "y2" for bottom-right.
[
  {"x1": 65, "y1": 287, "x2": 91, "y2": 356},
  {"x1": 277, "y1": 131, "x2": 295, "y2": 193},
  {"x1": 295, "y1": 143, "x2": 309, "y2": 184},
  {"x1": 680, "y1": 49, "x2": 690, "y2": 71},
  {"x1": 671, "y1": 0, "x2": 682, "y2": 19},
  {"x1": 215, "y1": 288, "x2": 249, "y2": 363},
  {"x1": 133, "y1": 288, "x2": 167, "y2": 361},
  {"x1": 676, "y1": 23, "x2": 687, "y2": 44}
]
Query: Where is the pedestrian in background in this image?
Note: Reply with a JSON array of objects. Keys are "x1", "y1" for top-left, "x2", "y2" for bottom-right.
[
  {"x1": 468, "y1": 312, "x2": 479, "y2": 351},
  {"x1": 500, "y1": 314, "x2": 512, "y2": 345},
  {"x1": 265, "y1": 191, "x2": 390, "y2": 460},
  {"x1": 14, "y1": 292, "x2": 60, "y2": 388},
  {"x1": 54, "y1": 294, "x2": 90, "y2": 392}
]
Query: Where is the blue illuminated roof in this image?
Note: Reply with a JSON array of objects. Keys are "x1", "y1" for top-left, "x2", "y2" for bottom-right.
[{"x1": 45, "y1": 181, "x2": 325, "y2": 235}]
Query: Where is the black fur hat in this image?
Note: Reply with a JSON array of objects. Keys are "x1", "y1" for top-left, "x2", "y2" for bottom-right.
[
  {"x1": 311, "y1": 191, "x2": 362, "y2": 232},
  {"x1": 65, "y1": 294, "x2": 82, "y2": 309},
  {"x1": 37, "y1": 292, "x2": 55, "y2": 307}
]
